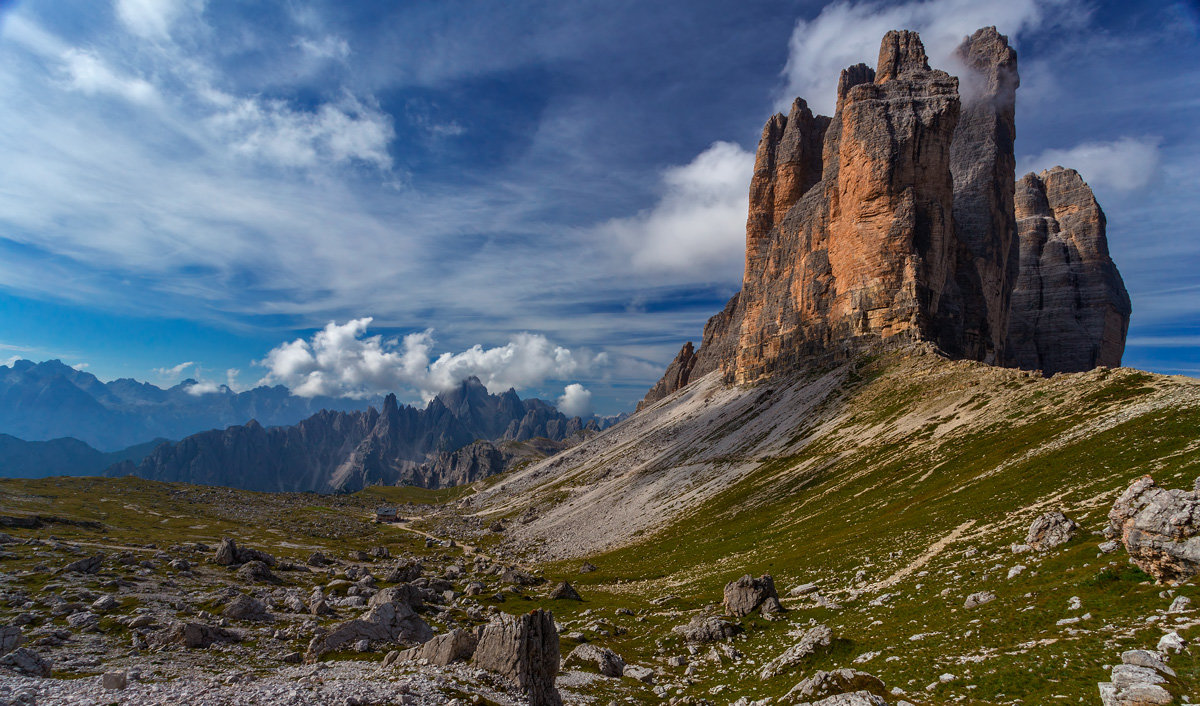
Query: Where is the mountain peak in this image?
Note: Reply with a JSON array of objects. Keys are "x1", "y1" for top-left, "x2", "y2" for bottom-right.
[{"x1": 639, "y1": 25, "x2": 1129, "y2": 408}]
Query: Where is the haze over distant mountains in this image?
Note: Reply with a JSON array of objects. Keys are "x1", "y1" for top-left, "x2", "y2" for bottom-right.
[
  {"x1": 0, "y1": 359, "x2": 371, "y2": 451},
  {"x1": 0, "y1": 359, "x2": 620, "y2": 488},
  {"x1": 108, "y1": 376, "x2": 621, "y2": 493}
]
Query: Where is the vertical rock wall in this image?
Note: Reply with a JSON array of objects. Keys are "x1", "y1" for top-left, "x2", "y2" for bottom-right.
[{"x1": 638, "y1": 26, "x2": 1131, "y2": 410}]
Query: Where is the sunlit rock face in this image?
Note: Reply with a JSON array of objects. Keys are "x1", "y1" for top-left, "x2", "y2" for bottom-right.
[{"x1": 639, "y1": 26, "x2": 1130, "y2": 408}]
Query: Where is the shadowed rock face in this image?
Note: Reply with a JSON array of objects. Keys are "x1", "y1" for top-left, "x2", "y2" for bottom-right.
[
  {"x1": 1005, "y1": 168, "x2": 1131, "y2": 372},
  {"x1": 639, "y1": 26, "x2": 1129, "y2": 408},
  {"x1": 946, "y1": 26, "x2": 1020, "y2": 363}
]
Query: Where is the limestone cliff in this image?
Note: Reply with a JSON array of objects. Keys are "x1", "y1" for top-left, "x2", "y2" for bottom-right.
[
  {"x1": 1005, "y1": 167, "x2": 1131, "y2": 372},
  {"x1": 638, "y1": 27, "x2": 1130, "y2": 410}
]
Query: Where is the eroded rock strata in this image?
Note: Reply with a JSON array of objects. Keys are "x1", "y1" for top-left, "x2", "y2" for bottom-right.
[{"x1": 640, "y1": 27, "x2": 1129, "y2": 409}]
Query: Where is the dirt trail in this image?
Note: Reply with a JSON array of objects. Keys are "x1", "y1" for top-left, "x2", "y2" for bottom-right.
[
  {"x1": 378, "y1": 515, "x2": 496, "y2": 564},
  {"x1": 867, "y1": 519, "x2": 976, "y2": 592}
]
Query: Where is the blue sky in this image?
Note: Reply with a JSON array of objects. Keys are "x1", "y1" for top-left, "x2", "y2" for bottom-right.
[{"x1": 0, "y1": 0, "x2": 1196, "y2": 415}]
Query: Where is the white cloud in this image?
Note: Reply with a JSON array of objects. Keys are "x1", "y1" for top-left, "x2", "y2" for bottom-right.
[
  {"x1": 116, "y1": 0, "x2": 203, "y2": 40},
  {"x1": 209, "y1": 93, "x2": 395, "y2": 169},
  {"x1": 778, "y1": 0, "x2": 1086, "y2": 115},
  {"x1": 72, "y1": 362, "x2": 89, "y2": 370},
  {"x1": 1018, "y1": 137, "x2": 1162, "y2": 193},
  {"x1": 556, "y1": 383, "x2": 593, "y2": 417},
  {"x1": 60, "y1": 49, "x2": 157, "y2": 104},
  {"x1": 295, "y1": 35, "x2": 351, "y2": 61},
  {"x1": 154, "y1": 361, "x2": 195, "y2": 381},
  {"x1": 256, "y1": 318, "x2": 603, "y2": 400},
  {"x1": 184, "y1": 380, "x2": 224, "y2": 396},
  {"x1": 600, "y1": 141, "x2": 754, "y2": 277}
]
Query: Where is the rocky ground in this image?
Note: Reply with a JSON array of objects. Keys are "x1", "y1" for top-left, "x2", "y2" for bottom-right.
[{"x1": 1, "y1": 351, "x2": 1198, "y2": 705}]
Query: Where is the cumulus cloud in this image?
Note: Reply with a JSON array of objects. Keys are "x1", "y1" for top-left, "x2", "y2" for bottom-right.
[
  {"x1": 1018, "y1": 136, "x2": 1163, "y2": 193},
  {"x1": 778, "y1": 0, "x2": 1086, "y2": 114},
  {"x1": 154, "y1": 361, "x2": 195, "y2": 381},
  {"x1": 600, "y1": 141, "x2": 754, "y2": 278},
  {"x1": 256, "y1": 318, "x2": 603, "y2": 400},
  {"x1": 556, "y1": 383, "x2": 593, "y2": 417}
]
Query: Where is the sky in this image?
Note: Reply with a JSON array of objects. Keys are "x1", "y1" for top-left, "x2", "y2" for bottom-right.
[{"x1": 0, "y1": 0, "x2": 1196, "y2": 415}]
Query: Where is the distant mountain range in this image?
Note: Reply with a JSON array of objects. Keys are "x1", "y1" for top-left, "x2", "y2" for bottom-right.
[
  {"x1": 108, "y1": 377, "x2": 623, "y2": 493},
  {"x1": 0, "y1": 359, "x2": 371, "y2": 451},
  {"x1": 0, "y1": 434, "x2": 166, "y2": 479}
]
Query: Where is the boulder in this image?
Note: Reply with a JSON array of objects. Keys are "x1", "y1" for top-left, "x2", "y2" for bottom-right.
[
  {"x1": 395, "y1": 628, "x2": 478, "y2": 666},
  {"x1": 0, "y1": 626, "x2": 22, "y2": 656},
  {"x1": 548, "y1": 581, "x2": 582, "y2": 601},
  {"x1": 672, "y1": 615, "x2": 743, "y2": 643},
  {"x1": 102, "y1": 670, "x2": 128, "y2": 690},
  {"x1": 0, "y1": 647, "x2": 51, "y2": 677},
  {"x1": 622, "y1": 664, "x2": 655, "y2": 684},
  {"x1": 1109, "y1": 475, "x2": 1200, "y2": 582},
  {"x1": 60, "y1": 554, "x2": 103, "y2": 574},
  {"x1": 785, "y1": 669, "x2": 887, "y2": 702},
  {"x1": 723, "y1": 574, "x2": 783, "y2": 617},
  {"x1": 151, "y1": 622, "x2": 242, "y2": 649},
  {"x1": 306, "y1": 594, "x2": 432, "y2": 660},
  {"x1": 472, "y1": 609, "x2": 562, "y2": 706},
  {"x1": 214, "y1": 538, "x2": 276, "y2": 567},
  {"x1": 222, "y1": 594, "x2": 271, "y2": 622},
  {"x1": 1026, "y1": 511, "x2": 1079, "y2": 551},
  {"x1": 384, "y1": 561, "x2": 422, "y2": 584},
  {"x1": 564, "y1": 643, "x2": 624, "y2": 677},
  {"x1": 236, "y1": 560, "x2": 280, "y2": 584},
  {"x1": 759, "y1": 624, "x2": 834, "y2": 679}
]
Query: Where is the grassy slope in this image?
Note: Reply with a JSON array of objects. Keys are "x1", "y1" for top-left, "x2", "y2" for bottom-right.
[{"x1": 478, "y1": 351, "x2": 1200, "y2": 704}]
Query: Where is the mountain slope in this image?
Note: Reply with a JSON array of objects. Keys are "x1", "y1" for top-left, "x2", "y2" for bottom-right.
[{"x1": 455, "y1": 346, "x2": 1200, "y2": 703}]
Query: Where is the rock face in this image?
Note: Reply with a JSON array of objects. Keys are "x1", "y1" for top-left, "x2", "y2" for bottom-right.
[
  {"x1": 112, "y1": 377, "x2": 615, "y2": 493},
  {"x1": 723, "y1": 574, "x2": 783, "y2": 617},
  {"x1": 639, "y1": 26, "x2": 1129, "y2": 408},
  {"x1": 472, "y1": 609, "x2": 562, "y2": 706},
  {"x1": 1005, "y1": 167, "x2": 1131, "y2": 372},
  {"x1": 636, "y1": 342, "x2": 698, "y2": 412},
  {"x1": 947, "y1": 26, "x2": 1020, "y2": 363},
  {"x1": 1109, "y1": 475, "x2": 1200, "y2": 583}
]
